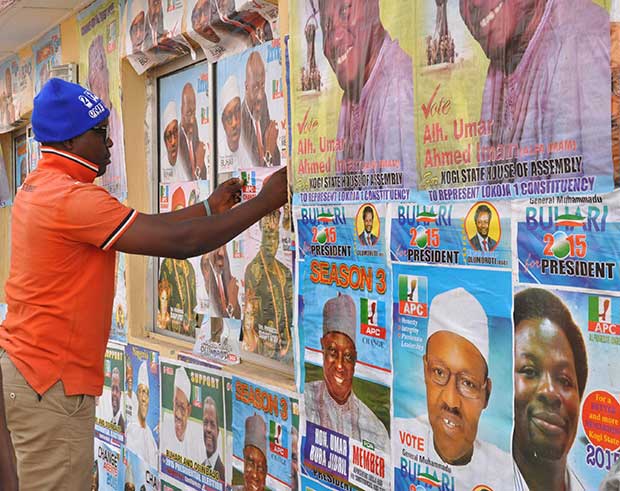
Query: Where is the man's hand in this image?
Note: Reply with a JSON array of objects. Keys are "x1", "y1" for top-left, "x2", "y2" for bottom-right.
[
  {"x1": 258, "y1": 167, "x2": 288, "y2": 211},
  {"x1": 208, "y1": 178, "x2": 242, "y2": 214}
]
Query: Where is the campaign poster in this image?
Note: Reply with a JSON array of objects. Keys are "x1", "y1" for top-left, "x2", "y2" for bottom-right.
[
  {"x1": 613, "y1": 4, "x2": 620, "y2": 184},
  {"x1": 93, "y1": 438, "x2": 123, "y2": 491},
  {"x1": 288, "y1": 0, "x2": 414, "y2": 204},
  {"x1": 299, "y1": 257, "x2": 392, "y2": 490},
  {"x1": 110, "y1": 252, "x2": 129, "y2": 343},
  {"x1": 216, "y1": 40, "x2": 286, "y2": 176},
  {"x1": 224, "y1": 376, "x2": 234, "y2": 486},
  {"x1": 78, "y1": 0, "x2": 128, "y2": 201},
  {"x1": 122, "y1": 446, "x2": 160, "y2": 491},
  {"x1": 392, "y1": 264, "x2": 513, "y2": 490},
  {"x1": 231, "y1": 377, "x2": 299, "y2": 490},
  {"x1": 161, "y1": 476, "x2": 187, "y2": 491},
  {"x1": 13, "y1": 54, "x2": 33, "y2": 119},
  {"x1": 158, "y1": 60, "x2": 212, "y2": 183},
  {"x1": 13, "y1": 132, "x2": 28, "y2": 190},
  {"x1": 184, "y1": 0, "x2": 274, "y2": 63},
  {"x1": 413, "y1": 0, "x2": 613, "y2": 202},
  {"x1": 300, "y1": 475, "x2": 333, "y2": 491},
  {"x1": 157, "y1": 181, "x2": 211, "y2": 338},
  {"x1": 514, "y1": 192, "x2": 620, "y2": 292},
  {"x1": 193, "y1": 317, "x2": 242, "y2": 365},
  {"x1": 235, "y1": 169, "x2": 294, "y2": 369},
  {"x1": 123, "y1": 0, "x2": 190, "y2": 75},
  {"x1": 96, "y1": 341, "x2": 126, "y2": 448},
  {"x1": 125, "y1": 344, "x2": 160, "y2": 470},
  {"x1": 389, "y1": 200, "x2": 511, "y2": 269},
  {"x1": 295, "y1": 202, "x2": 387, "y2": 264},
  {"x1": 160, "y1": 358, "x2": 226, "y2": 490},
  {"x1": 0, "y1": 56, "x2": 18, "y2": 133},
  {"x1": 32, "y1": 26, "x2": 61, "y2": 95},
  {"x1": 512, "y1": 285, "x2": 620, "y2": 490},
  {"x1": 0, "y1": 146, "x2": 10, "y2": 208}
]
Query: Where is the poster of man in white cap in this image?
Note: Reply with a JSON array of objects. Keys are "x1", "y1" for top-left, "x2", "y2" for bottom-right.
[
  {"x1": 160, "y1": 358, "x2": 226, "y2": 491},
  {"x1": 159, "y1": 60, "x2": 211, "y2": 183},
  {"x1": 391, "y1": 264, "x2": 513, "y2": 490},
  {"x1": 95, "y1": 341, "x2": 126, "y2": 448},
  {"x1": 125, "y1": 344, "x2": 160, "y2": 471},
  {"x1": 231, "y1": 377, "x2": 299, "y2": 490},
  {"x1": 298, "y1": 256, "x2": 391, "y2": 490},
  {"x1": 216, "y1": 41, "x2": 286, "y2": 177}
]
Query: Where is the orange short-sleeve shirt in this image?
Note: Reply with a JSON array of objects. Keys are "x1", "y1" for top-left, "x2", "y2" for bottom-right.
[{"x1": 0, "y1": 147, "x2": 138, "y2": 396}]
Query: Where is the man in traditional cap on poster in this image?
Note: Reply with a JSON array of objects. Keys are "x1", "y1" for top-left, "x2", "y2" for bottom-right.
[
  {"x1": 126, "y1": 362, "x2": 158, "y2": 469},
  {"x1": 232, "y1": 413, "x2": 268, "y2": 491},
  {"x1": 220, "y1": 75, "x2": 250, "y2": 170},
  {"x1": 304, "y1": 293, "x2": 389, "y2": 450},
  {"x1": 162, "y1": 366, "x2": 201, "y2": 461},
  {"x1": 161, "y1": 100, "x2": 190, "y2": 182},
  {"x1": 125, "y1": 360, "x2": 138, "y2": 424},
  {"x1": 407, "y1": 287, "x2": 510, "y2": 488},
  {"x1": 158, "y1": 187, "x2": 200, "y2": 336}
]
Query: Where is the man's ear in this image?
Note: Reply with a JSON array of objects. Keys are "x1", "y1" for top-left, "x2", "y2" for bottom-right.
[{"x1": 484, "y1": 378, "x2": 492, "y2": 409}]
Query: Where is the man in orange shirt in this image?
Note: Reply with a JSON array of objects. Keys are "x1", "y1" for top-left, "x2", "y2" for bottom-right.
[{"x1": 0, "y1": 78, "x2": 288, "y2": 491}]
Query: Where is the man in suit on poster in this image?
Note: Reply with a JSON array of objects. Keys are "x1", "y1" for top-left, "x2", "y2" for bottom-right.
[
  {"x1": 201, "y1": 245, "x2": 241, "y2": 319},
  {"x1": 468, "y1": 204, "x2": 497, "y2": 252},
  {"x1": 358, "y1": 205, "x2": 379, "y2": 246},
  {"x1": 179, "y1": 82, "x2": 207, "y2": 180},
  {"x1": 241, "y1": 52, "x2": 281, "y2": 168},
  {"x1": 202, "y1": 396, "x2": 225, "y2": 481}
]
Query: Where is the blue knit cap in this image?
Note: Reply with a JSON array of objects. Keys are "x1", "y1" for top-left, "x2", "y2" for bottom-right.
[{"x1": 32, "y1": 78, "x2": 110, "y2": 143}]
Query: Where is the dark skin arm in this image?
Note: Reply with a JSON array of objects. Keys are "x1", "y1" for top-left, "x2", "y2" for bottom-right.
[
  {"x1": 155, "y1": 178, "x2": 242, "y2": 224},
  {"x1": 114, "y1": 167, "x2": 288, "y2": 259}
]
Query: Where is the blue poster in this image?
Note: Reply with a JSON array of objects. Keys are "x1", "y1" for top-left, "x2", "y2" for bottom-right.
[{"x1": 392, "y1": 264, "x2": 513, "y2": 491}]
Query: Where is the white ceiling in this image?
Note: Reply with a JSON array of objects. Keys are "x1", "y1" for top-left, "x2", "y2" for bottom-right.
[{"x1": 0, "y1": 0, "x2": 90, "y2": 63}]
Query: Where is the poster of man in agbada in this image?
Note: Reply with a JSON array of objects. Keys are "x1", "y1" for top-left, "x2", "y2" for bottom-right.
[
  {"x1": 160, "y1": 359, "x2": 226, "y2": 491},
  {"x1": 513, "y1": 193, "x2": 620, "y2": 291},
  {"x1": 389, "y1": 201, "x2": 511, "y2": 269},
  {"x1": 95, "y1": 341, "x2": 126, "y2": 448},
  {"x1": 414, "y1": 0, "x2": 614, "y2": 202},
  {"x1": 512, "y1": 285, "x2": 620, "y2": 490},
  {"x1": 298, "y1": 254, "x2": 392, "y2": 491},
  {"x1": 231, "y1": 377, "x2": 299, "y2": 490},
  {"x1": 125, "y1": 344, "x2": 160, "y2": 472},
  {"x1": 288, "y1": 0, "x2": 415, "y2": 204},
  {"x1": 392, "y1": 264, "x2": 513, "y2": 491},
  {"x1": 78, "y1": 0, "x2": 128, "y2": 201}
]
